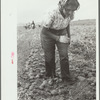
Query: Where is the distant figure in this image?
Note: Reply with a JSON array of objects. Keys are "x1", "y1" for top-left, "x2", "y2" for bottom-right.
[
  {"x1": 24, "y1": 24, "x2": 28, "y2": 29},
  {"x1": 40, "y1": 0, "x2": 80, "y2": 84},
  {"x1": 31, "y1": 21, "x2": 35, "y2": 29},
  {"x1": 24, "y1": 23, "x2": 31, "y2": 29},
  {"x1": 24, "y1": 21, "x2": 35, "y2": 29}
]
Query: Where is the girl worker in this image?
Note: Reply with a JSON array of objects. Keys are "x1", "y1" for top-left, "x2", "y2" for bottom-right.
[{"x1": 40, "y1": 0, "x2": 80, "y2": 83}]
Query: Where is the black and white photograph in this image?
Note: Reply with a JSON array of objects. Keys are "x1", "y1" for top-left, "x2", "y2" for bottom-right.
[
  {"x1": 17, "y1": 0, "x2": 98, "y2": 100},
  {"x1": 2, "y1": 0, "x2": 99, "y2": 100}
]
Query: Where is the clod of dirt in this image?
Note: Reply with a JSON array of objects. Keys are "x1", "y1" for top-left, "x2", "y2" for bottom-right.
[
  {"x1": 35, "y1": 74, "x2": 40, "y2": 78},
  {"x1": 40, "y1": 53, "x2": 44, "y2": 56},
  {"x1": 39, "y1": 80, "x2": 47, "y2": 89},
  {"x1": 34, "y1": 49, "x2": 39, "y2": 53},
  {"x1": 53, "y1": 78, "x2": 58, "y2": 83},
  {"x1": 29, "y1": 82, "x2": 37, "y2": 90},
  {"x1": 58, "y1": 79, "x2": 62, "y2": 83},
  {"x1": 25, "y1": 83, "x2": 30, "y2": 89},
  {"x1": 88, "y1": 72, "x2": 93, "y2": 77},
  {"x1": 28, "y1": 91, "x2": 34, "y2": 96},
  {"x1": 18, "y1": 82, "x2": 21, "y2": 87},
  {"x1": 28, "y1": 74, "x2": 35, "y2": 79},
  {"x1": 27, "y1": 96, "x2": 32, "y2": 100},
  {"x1": 24, "y1": 66, "x2": 29, "y2": 71},
  {"x1": 87, "y1": 77, "x2": 96, "y2": 86},
  {"x1": 40, "y1": 70, "x2": 45, "y2": 74},
  {"x1": 51, "y1": 90, "x2": 58, "y2": 95},
  {"x1": 75, "y1": 69, "x2": 80, "y2": 73},
  {"x1": 78, "y1": 76, "x2": 86, "y2": 81},
  {"x1": 39, "y1": 98, "x2": 46, "y2": 100},
  {"x1": 84, "y1": 71, "x2": 89, "y2": 78},
  {"x1": 25, "y1": 61, "x2": 30, "y2": 65},
  {"x1": 39, "y1": 85, "x2": 44, "y2": 90},
  {"x1": 48, "y1": 79, "x2": 53, "y2": 86},
  {"x1": 91, "y1": 69, "x2": 96, "y2": 72},
  {"x1": 90, "y1": 82, "x2": 96, "y2": 86}
]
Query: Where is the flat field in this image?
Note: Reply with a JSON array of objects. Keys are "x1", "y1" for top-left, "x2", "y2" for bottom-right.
[{"x1": 17, "y1": 19, "x2": 96, "y2": 100}]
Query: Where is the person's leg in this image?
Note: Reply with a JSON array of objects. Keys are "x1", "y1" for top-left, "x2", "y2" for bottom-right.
[
  {"x1": 56, "y1": 42, "x2": 70, "y2": 80},
  {"x1": 40, "y1": 30, "x2": 56, "y2": 77}
]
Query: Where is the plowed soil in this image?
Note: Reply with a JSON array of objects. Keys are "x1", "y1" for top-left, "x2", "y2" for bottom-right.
[{"x1": 17, "y1": 19, "x2": 96, "y2": 100}]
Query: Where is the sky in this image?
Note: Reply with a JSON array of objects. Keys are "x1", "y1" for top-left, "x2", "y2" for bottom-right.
[{"x1": 17, "y1": 0, "x2": 98, "y2": 24}]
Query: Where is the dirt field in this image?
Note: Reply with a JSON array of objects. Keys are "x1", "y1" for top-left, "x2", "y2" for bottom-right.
[{"x1": 17, "y1": 19, "x2": 96, "y2": 100}]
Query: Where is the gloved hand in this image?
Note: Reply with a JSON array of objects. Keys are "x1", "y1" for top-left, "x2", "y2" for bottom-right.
[{"x1": 58, "y1": 35, "x2": 70, "y2": 44}]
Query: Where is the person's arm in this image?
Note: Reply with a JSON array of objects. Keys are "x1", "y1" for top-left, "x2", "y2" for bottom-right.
[
  {"x1": 42, "y1": 27, "x2": 70, "y2": 44},
  {"x1": 66, "y1": 24, "x2": 70, "y2": 38},
  {"x1": 42, "y1": 27, "x2": 60, "y2": 41}
]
